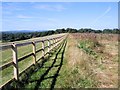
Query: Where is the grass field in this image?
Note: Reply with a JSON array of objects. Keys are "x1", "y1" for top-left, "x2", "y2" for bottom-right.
[
  {"x1": 1, "y1": 33, "x2": 119, "y2": 89},
  {"x1": 71, "y1": 33, "x2": 118, "y2": 88},
  {"x1": 0, "y1": 33, "x2": 65, "y2": 87},
  {"x1": 1, "y1": 40, "x2": 48, "y2": 86}
]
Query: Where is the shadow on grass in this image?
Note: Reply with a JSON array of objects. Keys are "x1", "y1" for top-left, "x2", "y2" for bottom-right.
[
  {"x1": 3, "y1": 39, "x2": 67, "y2": 90},
  {"x1": 33, "y1": 40, "x2": 67, "y2": 90}
]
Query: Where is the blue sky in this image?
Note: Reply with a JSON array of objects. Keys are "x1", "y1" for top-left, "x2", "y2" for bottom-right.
[{"x1": 2, "y1": 2, "x2": 118, "y2": 31}]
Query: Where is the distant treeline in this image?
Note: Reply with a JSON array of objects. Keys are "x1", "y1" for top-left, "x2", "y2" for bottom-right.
[{"x1": 1, "y1": 28, "x2": 120, "y2": 42}]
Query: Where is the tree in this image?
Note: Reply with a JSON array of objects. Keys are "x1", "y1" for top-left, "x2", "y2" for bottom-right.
[
  {"x1": 55, "y1": 28, "x2": 66, "y2": 33},
  {"x1": 66, "y1": 28, "x2": 77, "y2": 33},
  {"x1": 103, "y1": 29, "x2": 113, "y2": 33}
]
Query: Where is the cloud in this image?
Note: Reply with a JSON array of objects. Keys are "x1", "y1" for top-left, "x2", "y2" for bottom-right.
[
  {"x1": 47, "y1": 18, "x2": 59, "y2": 22},
  {"x1": 92, "y1": 6, "x2": 111, "y2": 24},
  {"x1": 3, "y1": 2, "x2": 24, "y2": 11},
  {"x1": 17, "y1": 15, "x2": 33, "y2": 19},
  {"x1": 16, "y1": 15, "x2": 59, "y2": 23},
  {"x1": 34, "y1": 4, "x2": 66, "y2": 11},
  {"x1": 3, "y1": 11, "x2": 12, "y2": 15}
]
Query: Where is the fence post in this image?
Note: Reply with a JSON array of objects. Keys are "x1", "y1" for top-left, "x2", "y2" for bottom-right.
[
  {"x1": 12, "y1": 43, "x2": 19, "y2": 80},
  {"x1": 51, "y1": 39, "x2": 54, "y2": 49},
  {"x1": 56, "y1": 38, "x2": 57, "y2": 46},
  {"x1": 50, "y1": 39, "x2": 52, "y2": 50},
  {"x1": 53, "y1": 38, "x2": 55, "y2": 48},
  {"x1": 48, "y1": 40, "x2": 50, "y2": 53},
  {"x1": 42, "y1": 41, "x2": 45, "y2": 58},
  {"x1": 32, "y1": 41, "x2": 36, "y2": 64},
  {"x1": 59, "y1": 37, "x2": 62, "y2": 44},
  {"x1": 57, "y1": 38, "x2": 60, "y2": 45}
]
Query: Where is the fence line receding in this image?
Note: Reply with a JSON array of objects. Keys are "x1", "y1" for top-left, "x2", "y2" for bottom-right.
[{"x1": 0, "y1": 33, "x2": 67, "y2": 88}]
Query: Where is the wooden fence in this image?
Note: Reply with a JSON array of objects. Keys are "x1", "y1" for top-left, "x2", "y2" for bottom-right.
[{"x1": 0, "y1": 34, "x2": 67, "y2": 88}]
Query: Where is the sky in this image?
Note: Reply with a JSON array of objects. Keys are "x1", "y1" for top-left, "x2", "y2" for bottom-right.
[{"x1": 2, "y1": 2, "x2": 118, "y2": 31}]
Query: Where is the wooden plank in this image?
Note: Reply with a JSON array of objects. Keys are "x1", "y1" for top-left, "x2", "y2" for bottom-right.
[
  {"x1": 42, "y1": 41, "x2": 45, "y2": 57},
  {"x1": 18, "y1": 53, "x2": 33, "y2": 62},
  {"x1": 16, "y1": 42, "x2": 32, "y2": 47},
  {"x1": 19, "y1": 64, "x2": 35, "y2": 77},
  {"x1": 43, "y1": 39, "x2": 48, "y2": 42},
  {"x1": 44, "y1": 46, "x2": 49, "y2": 49},
  {"x1": 55, "y1": 39, "x2": 57, "y2": 46},
  {"x1": 0, "y1": 45, "x2": 12, "y2": 50},
  {"x1": 0, "y1": 78, "x2": 15, "y2": 88},
  {"x1": 0, "y1": 61, "x2": 13, "y2": 71},
  {"x1": 12, "y1": 43, "x2": 19, "y2": 80},
  {"x1": 47, "y1": 40, "x2": 50, "y2": 53},
  {"x1": 36, "y1": 48, "x2": 43, "y2": 53},
  {"x1": 0, "y1": 34, "x2": 65, "y2": 51},
  {"x1": 35, "y1": 40, "x2": 42, "y2": 43},
  {"x1": 32, "y1": 41, "x2": 36, "y2": 64}
]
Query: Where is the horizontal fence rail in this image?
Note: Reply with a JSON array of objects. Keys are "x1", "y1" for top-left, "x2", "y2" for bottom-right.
[{"x1": 0, "y1": 33, "x2": 67, "y2": 88}]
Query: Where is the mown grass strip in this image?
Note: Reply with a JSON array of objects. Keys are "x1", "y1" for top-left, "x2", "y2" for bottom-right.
[{"x1": 2, "y1": 39, "x2": 66, "y2": 89}]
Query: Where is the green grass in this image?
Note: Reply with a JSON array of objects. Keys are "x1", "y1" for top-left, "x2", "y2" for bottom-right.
[
  {"x1": 78, "y1": 40, "x2": 104, "y2": 67},
  {"x1": 13, "y1": 39, "x2": 96, "y2": 89},
  {"x1": 5, "y1": 39, "x2": 66, "y2": 89},
  {"x1": 1, "y1": 66, "x2": 14, "y2": 86},
  {"x1": 1, "y1": 49, "x2": 12, "y2": 64},
  {"x1": 2, "y1": 37, "x2": 98, "y2": 89},
  {"x1": 78, "y1": 40, "x2": 98, "y2": 58},
  {"x1": 1, "y1": 39, "x2": 53, "y2": 87}
]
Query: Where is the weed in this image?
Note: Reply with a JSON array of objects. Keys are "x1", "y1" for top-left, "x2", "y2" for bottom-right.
[
  {"x1": 77, "y1": 78, "x2": 94, "y2": 87},
  {"x1": 78, "y1": 40, "x2": 98, "y2": 58}
]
